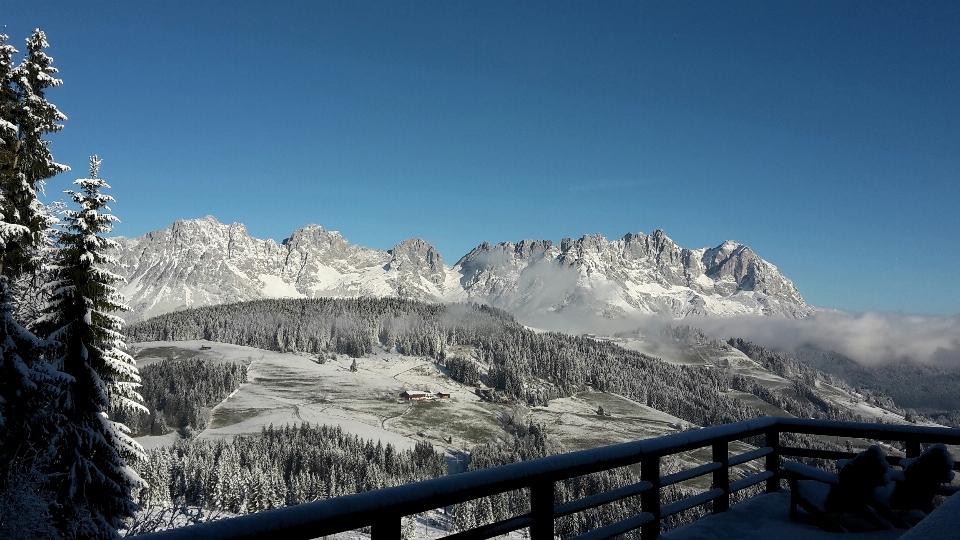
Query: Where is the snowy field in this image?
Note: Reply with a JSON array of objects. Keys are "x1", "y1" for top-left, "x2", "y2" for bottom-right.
[
  {"x1": 133, "y1": 341, "x2": 694, "y2": 457},
  {"x1": 132, "y1": 340, "x2": 759, "y2": 480},
  {"x1": 131, "y1": 338, "x2": 952, "y2": 482},
  {"x1": 134, "y1": 340, "x2": 485, "y2": 454}
]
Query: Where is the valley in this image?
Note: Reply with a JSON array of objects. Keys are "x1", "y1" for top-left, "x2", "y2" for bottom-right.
[
  {"x1": 122, "y1": 296, "x2": 955, "y2": 536},
  {"x1": 132, "y1": 329, "x2": 927, "y2": 487},
  {"x1": 132, "y1": 340, "x2": 693, "y2": 460}
]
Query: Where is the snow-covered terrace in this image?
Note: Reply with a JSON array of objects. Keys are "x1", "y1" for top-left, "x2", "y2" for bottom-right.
[
  {"x1": 663, "y1": 491, "x2": 903, "y2": 540},
  {"x1": 139, "y1": 417, "x2": 960, "y2": 540},
  {"x1": 666, "y1": 482, "x2": 960, "y2": 540}
]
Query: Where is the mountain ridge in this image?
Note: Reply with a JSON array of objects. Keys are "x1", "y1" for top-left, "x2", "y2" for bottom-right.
[{"x1": 110, "y1": 216, "x2": 813, "y2": 322}]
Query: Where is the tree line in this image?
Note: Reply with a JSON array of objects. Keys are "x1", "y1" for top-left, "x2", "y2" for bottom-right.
[
  {"x1": 135, "y1": 423, "x2": 446, "y2": 516},
  {"x1": 112, "y1": 358, "x2": 246, "y2": 437}
]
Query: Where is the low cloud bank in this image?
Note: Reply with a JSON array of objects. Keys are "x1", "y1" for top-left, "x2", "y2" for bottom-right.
[
  {"x1": 691, "y1": 311, "x2": 960, "y2": 368},
  {"x1": 521, "y1": 309, "x2": 960, "y2": 369}
]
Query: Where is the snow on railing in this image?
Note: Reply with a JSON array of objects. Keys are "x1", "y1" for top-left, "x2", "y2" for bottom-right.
[{"x1": 137, "y1": 417, "x2": 960, "y2": 540}]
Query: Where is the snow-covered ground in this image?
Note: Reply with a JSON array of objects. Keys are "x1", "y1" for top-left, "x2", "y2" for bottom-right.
[
  {"x1": 134, "y1": 341, "x2": 698, "y2": 461},
  {"x1": 133, "y1": 339, "x2": 777, "y2": 495},
  {"x1": 135, "y1": 340, "x2": 482, "y2": 453},
  {"x1": 662, "y1": 491, "x2": 906, "y2": 540},
  {"x1": 897, "y1": 488, "x2": 960, "y2": 540},
  {"x1": 135, "y1": 432, "x2": 179, "y2": 451}
]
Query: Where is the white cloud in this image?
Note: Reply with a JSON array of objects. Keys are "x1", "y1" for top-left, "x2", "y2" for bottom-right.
[
  {"x1": 690, "y1": 311, "x2": 960, "y2": 367},
  {"x1": 519, "y1": 309, "x2": 960, "y2": 368}
]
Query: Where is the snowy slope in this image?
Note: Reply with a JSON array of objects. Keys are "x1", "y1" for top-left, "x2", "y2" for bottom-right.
[{"x1": 110, "y1": 216, "x2": 813, "y2": 322}]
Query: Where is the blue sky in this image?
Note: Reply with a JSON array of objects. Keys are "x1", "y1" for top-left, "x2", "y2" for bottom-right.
[{"x1": 4, "y1": 1, "x2": 959, "y2": 315}]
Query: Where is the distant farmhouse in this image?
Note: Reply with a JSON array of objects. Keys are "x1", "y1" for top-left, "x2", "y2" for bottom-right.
[{"x1": 400, "y1": 390, "x2": 452, "y2": 401}]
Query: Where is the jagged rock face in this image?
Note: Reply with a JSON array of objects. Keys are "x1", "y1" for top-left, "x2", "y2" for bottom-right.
[
  {"x1": 454, "y1": 230, "x2": 812, "y2": 319},
  {"x1": 386, "y1": 238, "x2": 447, "y2": 298},
  {"x1": 111, "y1": 216, "x2": 453, "y2": 322},
  {"x1": 455, "y1": 239, "x2": 566, "y2": 316},
  {"x1": 109, "y1": 216, "x2": 813, "y2": 322}
]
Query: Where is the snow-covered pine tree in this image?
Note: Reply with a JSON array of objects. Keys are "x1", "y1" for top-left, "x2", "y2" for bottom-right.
[
  {"x1": 1, "y1": 29, "x2": 68, "y2": 280},
  {"x1": 0, "y1": 276, "x2": 58, "y2": 539},
  {"x1": 38, "y1": 156, "x2": 146, "y2": 538},
  {"x1": 0, "y1": 27, "x2": 69, "y2": 434},
  {"x1": 0, "y1": 31, "x2": 66, "y2": 538}
]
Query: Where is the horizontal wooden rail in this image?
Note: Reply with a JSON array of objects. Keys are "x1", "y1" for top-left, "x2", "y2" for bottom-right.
[
  {"x1": 554, "y1": 480, "x2": 653, "y2": 518},
  {"x1": 443, "y1": 515, "x2": 534, "y2": 540},
  {"x1": 661, "y1": 488, "x2": 725, "y2": 518},
  {"x1": 140, "y1": 417, "x2": 960, "y2": 540},
  {"x1": 567, "y1": 512, "x2": 655, "y2": 540},
  {"x1": 661, "y1": 461, "x2": 722, "y2": 488},
  {"x1": 729, "y1": 471, "x2": 775, "y2": 493},
  {"x1": 779, "y1": 446, "x2": 863, "y2": 463},
  {"x1": 729, "y1": 446, "x2": 773, "y2": 467},
  {"x1": 776, "y1": 418, "x2": 960, "y2": 444}
]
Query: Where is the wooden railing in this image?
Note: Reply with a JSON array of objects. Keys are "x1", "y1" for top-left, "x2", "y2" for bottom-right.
[{"x1": 140, "y1": 417, "x2": 960, "y2": 540}]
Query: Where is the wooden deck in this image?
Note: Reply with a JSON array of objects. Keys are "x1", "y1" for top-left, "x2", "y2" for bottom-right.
[{"x1": 663, "y1": 491, "x2": 909, "y2": 540}]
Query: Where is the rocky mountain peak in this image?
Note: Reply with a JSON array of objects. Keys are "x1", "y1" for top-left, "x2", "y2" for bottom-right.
[
  {"x1": 281, "y1": 224, "x2": 353, "y2": 261},
  {"x1": 388, "y1": 238, "x2": 445, "y2": 286},
  {"x1": 110, "y1": 218, "x2": 814, "y2": 322},
  {"x1": 515, "y1": 239, "x2": 553, "y2": 259}
]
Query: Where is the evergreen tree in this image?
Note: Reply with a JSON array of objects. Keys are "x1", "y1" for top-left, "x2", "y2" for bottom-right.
[
  {"x1": 1, "y1": 29, "x2": 68, "y2": 280},
  {"x1": 0, "y1": 31, "x2": 66, "y2": 538},
  {"x1": 39, "y1": 156, "x2": 146, "y2": 538}
]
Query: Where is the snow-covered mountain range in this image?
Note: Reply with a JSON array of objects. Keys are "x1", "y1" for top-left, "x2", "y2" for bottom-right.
[{"x1": 110, "y1": 216, "x2": 813, "y2": 322}]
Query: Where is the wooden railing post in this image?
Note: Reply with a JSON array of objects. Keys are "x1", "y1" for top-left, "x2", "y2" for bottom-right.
[
  {"x1": 906, "y1": 440, "x2": 921, "y2": 459},
  {"x1": 712, "y1": 440, "x2": 729, "y2": 514},
  {"x1": 530, "y1": 480, "x2": 555, "y2": 540},
  {"x1": 370, "y1": 514, "x2": 401, "y2": 540},
  {"x1": 765, "y1": 427, "x2": 780, "y2": 493},
  {"x1": 641, "y1": 455, "x2": 661, "y2": 539}
]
